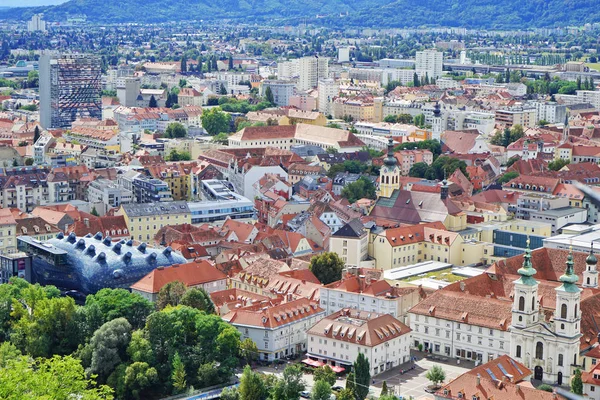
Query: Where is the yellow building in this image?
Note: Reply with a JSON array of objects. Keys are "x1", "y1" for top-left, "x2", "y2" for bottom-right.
[
  {"x1": 286, "y1": 109, "x2": 327, "y2": 126},
  {"x1": 117, "y1": 201, "x2": 191, "y2": 242},
  {"x1": 146, "y1": 162, "x2": 197, "y2": 201},
  {"x1": 332, "y1": 96, "x2": 375, "y2": 122},
  {"x1": 368, "y1": 221, "x2": 494, "y2": 270}
]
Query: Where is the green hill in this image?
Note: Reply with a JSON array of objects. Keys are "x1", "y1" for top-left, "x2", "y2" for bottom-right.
[{"x1": 4, "y1": 0, "x2": 600, "y2": 28}]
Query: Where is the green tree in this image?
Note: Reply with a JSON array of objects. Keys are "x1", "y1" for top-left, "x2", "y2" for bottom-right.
[
  {"x1": 395, "y1": 139, "x2": 441, "y2": 158},
  {"x1": 509, "y1": 124, "x2": 525, "y2": 143},
  {"x1": 414, "y1": 113, "x2": 425, "y2": 128},
  {"x1": 239, "y1": 365, "x2": 266, "y2": 400},
  {"x1": 180, "y1": 56, "x2": 187, "y2": 73},
  {"x1": 181, "y1": 287, "x2": 215, "y2": 314},
  {"x1": 85, "y1": 288, "x2": 154, "y2": 330},
  {"x1": 0, "y1": 355, "x2": 113, "y2": 399},
  {"x1": 380, "y1": 381, "x2": 388, "y2": 396},
  {"x1": 239, "y1": 338, "x2": 258, "y2": 365},
  {"x1": 383, "y1": 115, "x2": 397, "y2": 123},
  {"x1": 309, "y1": 252, "x2": 345, "y2": 285},
  {"x1": 220, "y1": 83, "x2": 228, "y2": 95},
  {"x1": 171, "y1": 351, "x2": 187, "y2": 394},
  {"x1": 24, "y1": 158, "x2": 34, "y2": 166},
  {"x1": 212, "y1": 132, "x2": 230, "y2": 144},
  {"x1": 345, "y1": 372, "x2": 355, "y2": 395},
  {"x1": 413, "y1": 72, "x2": 420, "y2": 87},
  {"x1": 229, "y1": 54, "x2": 234, "y2": 70},
  {"x1": 314, "y1": 365, "x2": 337, "y2": 386},
  {"x1": 337, "y1": 388, "x2": 354, "y2": 400},
  {"x1": 221, "y1": 387, "x2": 240, "y2": 400},
  {"x1": 156, "y1": 281, "x2": 187, "y2": 310},
  {"x1": 426, "y1": 365, "x2": 446, "y2": 387},
  {"x1": 538, "y1": 384, "x2": 554, "y2": 392},
  {"x1": 149, "y1": 95, "x2": 158, "y2": 108},
  {"x1": 202, "y1": 107, "x2": 231, "y2": 135},
  {"x1": 85, "y1": 318, "x2": 132, "y2": 382},
  {"x1": 280, "y1": 364, "x2": 306, "y2": 400},
  {"x1": 571, "y1": 368, "x2": 583, "y2": 395},
  {"x1": 311, "y1": 379, "x2": 332, "y2": 400},
  {"x1": 265, "y1": 86, "x2": 275, "y2": 105},
  {"x1": 341, "y1": 176, "x2": 376, "y2": 203},
  {"x1": 33, "y1": 125, "x2": 40, "y2": 143},
  {"x1": 353, "y1": 353, "x2": 371, "y2": 400},
  {"x1": 27, "y1": 70, "x2": 39, "y2": 88},
  {"x1": 197, "y1": 361, "x2": 220, "y2": 388},
  {"x1": 165, "y1": 122, "x2": 187, "y2": 138},
  {"x1": 124, "y1": 361, "x2": 158, "y2": 400},
  {"x1": 498, "y1": 171, "x2": 519, "y2": 185},
  {"x1": 548, "y1": 158, "x2": 570, "y2": 171},
  {"x1": 166, "y1": 149, "x2": 192, "y2": 161},
  {"x1": 409, "y1": 162, "x2": 430, "y2": 178},
  {"x1": 0, "y1": 342, "x2": 20, "y2": 368},
  {"x1": 127, "y1": 330, "x2": 154, "y2": 364}
]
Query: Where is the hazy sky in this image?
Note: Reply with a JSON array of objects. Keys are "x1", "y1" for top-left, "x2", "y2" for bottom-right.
[{"x1": 3, "y1": 0, "x2": 67, "y2": 6}]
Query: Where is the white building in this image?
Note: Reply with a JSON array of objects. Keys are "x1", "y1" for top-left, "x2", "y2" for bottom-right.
[
  {"x1": 224, "y1": 298, "x2": 325, "y2": 361},
  {"x1": 532, "y1": 101, "x2": 567, "y2": 124},
  {"x1": 338, "y1": 47, "x2": 350, "y2": 63},
  {"x1": 318, "y1": 78, "x2": 339, "y2": 116},
  {"x1": 328, "y1": 219, "x2": 368, "y2": 268},
  {"x1": 33, "y1": 133, "x2": 54, "y2": 165},
  {"x1": 27, "y1": 14, "x2": 46, "y2": 33},
  {"x1": 279, "y1": 56, "x2": 329, "y2": 91},
  {"x1": 319, "y1": 274, "x2": 423, "y2": 321},
  {"x1": 307, "y1": 309, "x2": 412, "y2": 375},
  {"x1": 87, "y1": 178, "x2": 133, "y2": 213},
  {"x1": 260, "y1": 80, "x2": 295, "y2": 107},
  {"x1": 416, "y1": 50, "x2": 443, "y2": 80}
]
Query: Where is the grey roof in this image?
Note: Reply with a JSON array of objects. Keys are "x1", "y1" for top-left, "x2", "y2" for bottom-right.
[
  {"x1": 121, "y1": 201, "x2": 190, "y2": 217},
  {"x1": 332, "y1": 218, "x2": 365, "y2": 238},
  {"x1": 531, "y1": 206, "x2": 586, "y2": 218}
]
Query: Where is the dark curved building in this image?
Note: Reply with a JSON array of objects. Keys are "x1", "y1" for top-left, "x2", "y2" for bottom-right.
[{"x1": 17, "y1": 232, "x2": 187, "y2": 294}]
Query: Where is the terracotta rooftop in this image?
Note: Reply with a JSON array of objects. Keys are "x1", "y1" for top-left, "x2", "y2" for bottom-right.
[{"x1": 131, "y1": 260, "x2": 226, "y2": 294}]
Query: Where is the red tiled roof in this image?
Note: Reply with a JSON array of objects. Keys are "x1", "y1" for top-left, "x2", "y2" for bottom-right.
[{"x1": 131, "y1": 261, "x2": 226, "y2": 294}]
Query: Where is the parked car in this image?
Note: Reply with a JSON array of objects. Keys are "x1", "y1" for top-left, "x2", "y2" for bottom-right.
[{"x1": 300, "y1": 391, "x2": 311, "y2": 398}]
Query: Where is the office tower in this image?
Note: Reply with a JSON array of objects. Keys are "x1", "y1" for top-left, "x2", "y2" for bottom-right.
[
  {"x1": 27, "y1": 14, "x2": 47, "y2": 32},
  {"x1": 415, "y1": 49, "x2": 443, "y2": 80},
  {"x1": 318, "y1": 78, "x2": 339, "y2": 116},
  {"x1": 39, "y1": 53, "x2": 102, "y2": 129}
]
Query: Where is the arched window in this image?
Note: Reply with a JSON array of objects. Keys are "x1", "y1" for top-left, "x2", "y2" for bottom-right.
[
  {"x1": 575, "y1": 304, "x2": 578, "y2": 318},
  {"x1": 516, "y1": 345, "x2": 521, "y2": 358},
  {"x1": 561, "y1": 304, "x2": 567, "y2": 319},
  {"x1": 588, "y1": 277, "x2": 591, "y2": 285},
  {"x1": 518, "y1": 296, "x2": 525, "y2": 311},
  {"x1": 536, "y1": 342, "x2": 544, "y2": 360},
  {"x1": 532, "y1": 296, "x2": 536, "y2": 310},
  {"x1": 558, "y1": 354, "x2": 563, "y2": 366}
]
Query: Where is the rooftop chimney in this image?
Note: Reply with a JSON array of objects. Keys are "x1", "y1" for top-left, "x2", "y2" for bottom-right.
[{"x1": 476, "y1": 373, "x2": 481, "y2": 386}]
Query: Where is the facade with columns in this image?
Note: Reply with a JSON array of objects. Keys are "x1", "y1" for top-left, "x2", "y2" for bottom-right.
[
  {"x1": 509, "y1": 242, "x2": 587, "y2": 385},
  {"x1": 378, "y1": 137, "x2": 401, "y2": 198}
]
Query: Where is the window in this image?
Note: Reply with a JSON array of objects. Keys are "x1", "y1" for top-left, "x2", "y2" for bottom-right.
[
  {"x1": 516, "y1": 345, "x2": 521, "y2": 358},
  {"x1": 536, "y1": 342, "x2": 543, "y2": 360},
  {"x1": 561, "y1": 304, "x2": 567, "y2": 319},
  {"x1": 518, "y1": 296, "x2": 525, "y2": 311},
  {"x1": 558, "y1": 354, "x2": 563, "y2": 366}
]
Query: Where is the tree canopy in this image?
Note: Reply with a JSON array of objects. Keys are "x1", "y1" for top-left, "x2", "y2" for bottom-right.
[
  {"x1": 164, "y1": 122, "x2": 187, "y2": 139},
  {"x1": 201, "y1": 107, "x2": 231, "y2": 135},
  {"x1": 341, "y1": 176, "x2": 376, "y2": 203},
  {"x1": 309, "y1": 252, "x2": 345, "y2": 285}
]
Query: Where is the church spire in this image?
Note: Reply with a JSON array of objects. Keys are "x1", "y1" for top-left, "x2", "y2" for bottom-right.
[
  {"x1": 384, "y1": 136, "x2": 397, "y2": 167},
  {"x1": 516, "y1": 238, "x2": 537, "y2": 286},
  {"x1": 557, "y1": 246, "x2": 580, "y2": 293}
]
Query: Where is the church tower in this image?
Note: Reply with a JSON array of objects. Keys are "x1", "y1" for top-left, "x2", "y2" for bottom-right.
[
  {"x1": 583, "y1": 245, "x2": 598, "y2": 289},
  {"x1": 562, "y1": 112, "x2": 570, "y2": 143},
  {"x1": 378, "y1": 137, "x2": 401, "y2": 198},
  {"x1": 554, "y1": 247, "x2": 582, "y2": 338},
  {"x1": 431, "y1": 102, "x2": 443, "y2": 141},
  {"x1": 511, "y1": 238, "x2": 539, "y2": 330}
]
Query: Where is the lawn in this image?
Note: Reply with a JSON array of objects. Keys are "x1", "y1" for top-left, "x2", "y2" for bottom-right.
[{"x1": 401, "y1": 267, "x2": 466, "y2": 283}]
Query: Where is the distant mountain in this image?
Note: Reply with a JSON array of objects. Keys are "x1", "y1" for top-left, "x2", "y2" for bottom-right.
[{"x1": 4, "y1": 0, "x2": 600, "y2": 28}]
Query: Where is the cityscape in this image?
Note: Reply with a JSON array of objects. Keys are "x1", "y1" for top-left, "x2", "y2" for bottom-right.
[{"x1": 2, "y1": 2, "x2": 600, "y2": 400}]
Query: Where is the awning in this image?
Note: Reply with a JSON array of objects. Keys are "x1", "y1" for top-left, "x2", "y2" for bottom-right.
[
  {"x1": 330, "y1": 365, "x2": 345, "y2": 373},
  {"x1": 302, "y1": 358, "x2": 324, "y2": 367}
]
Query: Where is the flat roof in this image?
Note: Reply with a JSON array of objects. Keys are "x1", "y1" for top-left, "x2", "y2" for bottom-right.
[
  {"x1": 451, "y1": 266, "x2": 487, "y2": 278},
  {"x1": 532, "y1": 206, "x2": 586, "y2": 217},
  {"x1": 17, "y1": 236, "x2": 67, "y2": 255},
  {"x1": 383, "y1": 261, "x2": 453, "y2": 281},
  {"x1": 404, "y1": 277, "x2": 450, "y2": 291}
]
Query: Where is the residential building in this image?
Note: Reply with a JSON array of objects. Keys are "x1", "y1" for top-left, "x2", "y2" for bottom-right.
[
  {"x1": 434, "y1": 355, "x2": 557, "y2": 400},
  {"x1": 27, "y1": 14, "x2": 47, "y2": 32},
  {"x1": 132, "y1": 175, "x2": 173, "y2": 203},
  {"x1": 306, "y1": 309, "x2": 412, "y2": 375},
  {"x1": 533, "y1": 101, "x2": 567, "y2": 124},
  {"x1": 39, "y1": 53, "x2": 102, "y2": 129},
  {"x1": 415, "y1": 49, "x2": 443, "y2": 79},
  {"x1": 16, "y1": 217, "x2": 60, "y2": 242},
  {"x1": 189, "y1": 180, "x2": 255, "y2": 225},
  {"x1": 278, "y1": 56, "x2": 329, "y2": 91},
  {"x1": 583, "y1": 363, "x2": 600, "y2": 400},
  {"x1": 329, "y1": 219, "x2": 368, "y2": 268},
  {"x1": 495, "y1": 107, "x2": 536, "y2": 128},
  {"x1": 117, "y1": 201, "x2": 191, "y2": 242},
  {"x1": 0, "y1": 252, "x2": 32, "y2": 284},
  {"x1": 0, "y1": 209, "x2": 17, "y2": 255},
  {"x1": 131, "y1": 261, "x2": 227, "y2": 302},
  {"x1": 395, "y1": 149, "x2": 434, "y2": 176},
  {"x1": 224, "y1": 298, "x2": 325, "y2": 361},
  {"x1": 260, "y1": 80, "x2": 295, "y2": 106},
  {"x1": 318, "y1": 79, "x2": 340, "y2": 116},
  {"x1": 87, "y1": 178, "x2": 134, "y2": 213}
]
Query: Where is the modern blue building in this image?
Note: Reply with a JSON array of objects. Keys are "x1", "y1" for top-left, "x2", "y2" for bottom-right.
[{"x1": 17, "y1": 233, "x2": 187, "y2": 294}]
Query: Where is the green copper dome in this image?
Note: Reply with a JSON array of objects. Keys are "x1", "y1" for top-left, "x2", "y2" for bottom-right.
[
  {"x1": 516, "y1": 238, "x2": 537, "y2": 286},
  {"x1": 587, "y1": 247, "x2": 597, "y2": 265},
  {"x1": 559, "y1": 247, "x2": 579, "y2": 285},
  {"x1": 384, "y1": 137, "x2": 397, "y2": 167}
]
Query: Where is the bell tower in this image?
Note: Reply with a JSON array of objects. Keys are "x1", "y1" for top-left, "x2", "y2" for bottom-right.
[
  {"x1": 511, "y1": 238, "x2": 539, "y2": 330},
  {"x1": 583, "y1": 245, "x2": 598, "y2": 289},
  {"x1": 554, "y1": 247, "x2": 582, "y2": 338},
  {"x1": 378, "y1": 137, "x2": 401, "y2": 198}
]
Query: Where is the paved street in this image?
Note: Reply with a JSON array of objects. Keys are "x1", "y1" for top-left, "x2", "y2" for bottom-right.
[{"x1": 250, "y1": 352, "x2": 473, "y2": 400}]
